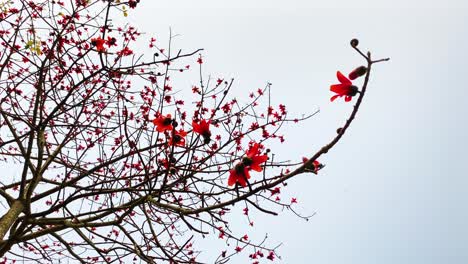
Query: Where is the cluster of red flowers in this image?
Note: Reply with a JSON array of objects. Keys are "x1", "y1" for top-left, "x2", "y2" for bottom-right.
[
  {"x1": 152, "y1": 115, "x2": 212, "y2": 148},
  {"x1": 153, "y1": 115, "x2": 269, "y2": 187},
  {"x1": 90, "y1": 37, "x2": 135, "y2": 56},
  {"x1": 330, "y1": 66, "x2": 367, "y2": 102},
  {"x1": 148, "y1": 66, "x2": 364, "y2": 187}
]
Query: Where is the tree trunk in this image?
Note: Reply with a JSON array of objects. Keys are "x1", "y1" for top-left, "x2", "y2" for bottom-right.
[{"x1": 0, "y1": 200, "x2": 24, "y2": 240}]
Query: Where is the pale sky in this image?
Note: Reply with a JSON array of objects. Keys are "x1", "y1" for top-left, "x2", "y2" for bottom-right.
[{"x1": 120, "y1": 1, "x2": 468, "y2": 263}]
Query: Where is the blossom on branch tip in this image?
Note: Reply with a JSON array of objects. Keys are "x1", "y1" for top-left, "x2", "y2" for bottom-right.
[
  {"x1": 228, "y1": 163, "x2": 251, "y2": 187},
  {"x1": 153, "y1": 114, "x2": 173, "y2": 132},
  {"x1": 192, "y1": 119, "x2": 211, "y2": 144},
  {"x1": 330, "y1": 71, "x2": 358, "y2": 102}
]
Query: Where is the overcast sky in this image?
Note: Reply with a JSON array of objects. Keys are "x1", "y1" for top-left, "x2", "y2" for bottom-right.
[{"x1": 125, "y1": 1, "x2": 468, "y2": 263}]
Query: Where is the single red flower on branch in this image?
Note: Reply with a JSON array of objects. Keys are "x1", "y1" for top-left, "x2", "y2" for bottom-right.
[
  {"x1": 152, "y1": 114, "x2": 173, "y2": 132},
  {"x1": 228, "y1": 143, "x2": 268, "y2": 187},
  {"x1": 330, "y1": 71, "x2": 358, "y2": 102},
  {"x1": 302, "y1": 157, "x2": 324, "y2": 174},
  {"x1": 117, "y1": 46, "x2": 133, "y2": 57},
  {"x1": 228, "y1": 163, "x2": 251, "y2": 187},
  {"x1": 106, "y1": 36, "x2": 117, "y2": 47},
  {"x1": 168, "y1": 130, "x2": 188, "y2": 147},
  {"x1": 243, "y1": 143, "x2": 268, "y2": 172},
  {"x1": 90, "y1": 37, "x2": 106, "y2": 53},
  {"x1": 192, "y1": 119, "x2": 211, "y2": 144}
]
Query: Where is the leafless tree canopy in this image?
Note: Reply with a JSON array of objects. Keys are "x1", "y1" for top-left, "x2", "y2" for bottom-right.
[{"x1": 0, "y1": 1, "x2": 387, "y2": 263}]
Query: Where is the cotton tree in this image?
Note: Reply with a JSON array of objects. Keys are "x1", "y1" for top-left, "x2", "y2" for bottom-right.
[{"x1": 0, "y1": 1, "x2": 388, "y2": 263}]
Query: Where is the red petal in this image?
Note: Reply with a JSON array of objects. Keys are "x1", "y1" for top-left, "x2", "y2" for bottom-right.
[
  {"x1": 244, "y1": 167, "x2": 251, "y2": 180},
  {"x1": 246, "y1": 143, "x2": 260, "y2": 158},
  {"x1": 192, "y1": 121, "x2": 201, "y2": 134},
  {"x1": 337, "y1": 71, "x2": 352, "y2": 85},
  {"x1": 250, "y1": 155, "x2": 268, "y2": 172},
  {"x1": 156, "y1": 124, "x2": 172, "y2": 132},
  {"x1": 228, "y1": 170, "x2": 237, "y2": 186},
  {"x1": 330, "y1": 95, "x2": 340, "y2": 102},
  {"x1": 330, "y1": 84, "x2": 349, "y2": 94},
  {"x1": 237, "y1": 176, "x2": 247, "y2": 187},
  {"x1": 345, "y1": 96, "x2": 352, "y2": 102}
]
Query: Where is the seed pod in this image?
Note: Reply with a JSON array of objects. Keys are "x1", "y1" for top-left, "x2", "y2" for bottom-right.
[
  {"x1": 348, "y1": 66, "x2": 367, "y2": 80},
  {"x1": 350, "y1": 38, "x2": 359, "y2": 47}
]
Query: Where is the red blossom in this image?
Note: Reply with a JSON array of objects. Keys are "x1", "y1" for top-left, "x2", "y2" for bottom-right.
[
  {"x1": 267, "y1": 251, "x2": 275, "y2": 261},
  {"x1": 302, "y1": 157, "x2": 323, "y2": 174},
  {"x1": 192, "y1": 119, "x2": 211, "y2": 144},
  {"x1": 243, "y1": 207, "x2": 249, "y2": 215},
  {"x1": 90, "y1": 37, "x2": 106, "y2": 52},
  {"x1": 243, "y1": 143, "x2": 268, "y2": 172},
  {"x1": 228, "y1": 163, "x2": 251, "y2": 187},
  {"x1": 128, "y1": 0, "x2": 139, "y2": 8},
  {"x1": 270, "y1": 187, "x2": 280, "y2": 196},
  {"x1": 117, "y1": 46, "x2": 133, "y2": 56},
  {"x1": 105, "y1": 36, "x2": 117, "y2": 47},
  {"x1": 168, "y1": 130, "x2": 188, "y2": 147},
  {"x1": 227, "y1": 143, "x2": 268, "y2": 187},
  {"x1": 330, "y1": 71, "x2": 358, "y2": 102},
  {"x1": 152, "y1": 114, "x2": 173, "y2": 132},
  {"x1": 75, "y1": 0, "x2": 88, "y2": 7}
]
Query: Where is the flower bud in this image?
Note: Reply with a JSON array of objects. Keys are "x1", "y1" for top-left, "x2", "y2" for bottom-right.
[
  {"x1": 350, "y1": 38, "x2": 359, "y2": 47},
  {"x1": 348, "y1": 66, "x2": 367, "y2": 80}
]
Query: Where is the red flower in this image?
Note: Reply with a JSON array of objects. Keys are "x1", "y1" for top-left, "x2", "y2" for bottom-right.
[
  {"x1": 228, "y1": 163, "x2": 251, "y2": 187},
  {"x1": 302, "y1": 157, "x2": 323, "y2": 174},
  {"x1": 91, "y1": 37, "x2": 106, "y2": 53},
  {"x1": 152, "y1": 114, "x2": 173, "y2": 132},
  {"x1": 243, "y1": 143, "x2": 268, "y2": 172},
  {"x1": 227, "y1": 143, "x2": 268, "y2": 187},
  {"x1": 117, "y1": 46, "x2": 133, "y2": 57},
  {"x1": 267, "y1": 251, "x2": 275, "y2": 261},
  {"x1": 128, "y1": 0, "x2": 139, "y2": 8},
  {"x1": 105, "y1": 36, "x2": 117, "y2": 47},
  {"x1": 330, "y1": 71, "x2": 358, "y2": 102},
  {"x1": 192, "y1": 119, "x2": 211, "y2": 144},
  {"x1": 168, "y1": 130, "x2": 187, "y2": 146}
]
